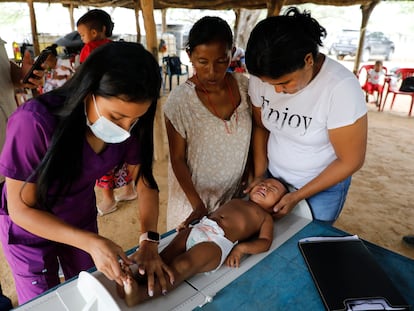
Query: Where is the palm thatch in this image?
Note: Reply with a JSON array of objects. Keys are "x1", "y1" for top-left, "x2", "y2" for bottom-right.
[{"x1": 0, "y1": 0, "x2": 378, "y2": 10}]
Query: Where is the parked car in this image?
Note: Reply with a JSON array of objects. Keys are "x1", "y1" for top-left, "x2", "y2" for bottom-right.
[{"x1": 329, "y1": 29, "x2": 395, "y2": 62}]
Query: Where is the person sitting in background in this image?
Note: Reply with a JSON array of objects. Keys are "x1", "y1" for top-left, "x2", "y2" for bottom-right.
[
  {"x1": 228, "y1": 46, "x2": 246, "y2": 73},
  {"x1": 117, "y1": 177, "x2": 287, "y2": 307},
  {"x1": 42, "y1": 44, "x2": 73, "y2": 93},
  {"x1": 362, "y1": 60, "x2": 386, "y2": 106}
]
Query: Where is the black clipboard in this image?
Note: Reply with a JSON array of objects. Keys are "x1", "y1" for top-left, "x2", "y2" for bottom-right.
[{"x1": 298, "y1": 235, "x2": 410, "y2": 311}]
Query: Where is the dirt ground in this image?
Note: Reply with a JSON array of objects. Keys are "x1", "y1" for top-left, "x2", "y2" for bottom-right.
[{"x1": 1, "y1": 95, "x2": 414, "y2": 308}]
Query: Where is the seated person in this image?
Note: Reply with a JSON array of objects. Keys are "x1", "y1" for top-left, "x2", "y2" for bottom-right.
[
  {"x1": 117, "y1": 177, "x2": 287, "y2": 307},
  {"x1": 228, "y1": 46, "x2": 246, "y2": 73},
  {"x1": 362, "y1": 60, "x2": 386, "y2": 105}
]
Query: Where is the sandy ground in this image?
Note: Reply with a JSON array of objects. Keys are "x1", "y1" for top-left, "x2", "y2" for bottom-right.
[{"x1": 1, "y1": 93, "x2": 413, "y2": 308}]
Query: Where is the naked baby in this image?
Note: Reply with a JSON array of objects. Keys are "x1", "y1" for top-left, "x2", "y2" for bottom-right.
[{"x1": 117, "y1": 177, "x2": 288, "y2": 307}]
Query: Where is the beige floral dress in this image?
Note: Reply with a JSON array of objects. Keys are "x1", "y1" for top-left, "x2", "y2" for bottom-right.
[{"x1": 163, "y1": 73, "x2": 252, "y2": 230}]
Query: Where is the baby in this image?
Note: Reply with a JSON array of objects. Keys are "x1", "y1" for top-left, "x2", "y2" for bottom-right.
[{"x1": 117, "y1": 177, "x2": 287, "y2": 307}]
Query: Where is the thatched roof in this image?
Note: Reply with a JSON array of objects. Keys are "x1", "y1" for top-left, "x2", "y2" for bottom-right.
[
  {"x1": 1, "y1": 0, "x2": 377, "y2": 10},
  {"x1": 5, "y1": 0, "x2": 380, "y2": 73}
]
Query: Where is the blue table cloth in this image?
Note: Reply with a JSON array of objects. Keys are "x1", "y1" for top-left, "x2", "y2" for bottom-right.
[{"x1": 198, "y1": 222, "x2": 414, "y2": 311}]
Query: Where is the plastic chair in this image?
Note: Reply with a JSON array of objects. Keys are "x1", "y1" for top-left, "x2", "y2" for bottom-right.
[
  {"x1": 380, "y1": 68, "x2": 414, "y2": 116},
  {"x1": 357, "y1": 64, "x2": 387, "y2": 109},
  {"x1": 162, "y1": 55, "x2": 189, "y2": 91}
]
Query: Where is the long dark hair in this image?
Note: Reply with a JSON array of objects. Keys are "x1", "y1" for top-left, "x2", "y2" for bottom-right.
[
  {"x1": 33, "y1": 41, "x2": 161, "y2": 210},
  {"x1": 246, "y1": 7, "x2": 327, "y2": 79}
]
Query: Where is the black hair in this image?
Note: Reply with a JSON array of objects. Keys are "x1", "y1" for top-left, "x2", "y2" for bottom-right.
[
  {"x1": 245, "y1": 7, "x2": 327, "y2": 79},
  {"x1": 185, "y1": 16, "x2": 233, "y2": 53},
  {"x1": 77, "y1": 9, "x2": 114, "y2": 37},
  {"x1": 32, "y1": 41, "x2": 161, "y2": 210},
  {"x1": 45, "y1": 44, "x2": 58, "y2": 56}
]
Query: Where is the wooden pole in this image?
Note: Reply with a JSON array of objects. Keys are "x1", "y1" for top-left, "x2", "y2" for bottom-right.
[
  {"x1": 161, "y1": 9, "x2": 167, "y2": 34},
  {"x1": 353, "y1": 0, "x2": 380, "y2": 74},
  {"x1": 69, "y1": 3, "x2": 75, "y2": 31},
  {"x1": 27, "y1": 0, "x2": 40, "y2": 55},
  {"x1": 140, "y1": 0, "x2": 165, "y2": 161},
  {"x1": 267, "y1": 0, "x2": 285, "y2": 17},
  {"x1": 134, "y1": 1, "x2": 141, "y2": 43},
  {"x1": 140, "y1": 0, "x2": 158, "y2": 59}
]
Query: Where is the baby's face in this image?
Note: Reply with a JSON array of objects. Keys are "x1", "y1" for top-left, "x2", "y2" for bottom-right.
[{"x1": 250, "y1": 178, "x2": 287, "y2": 211}]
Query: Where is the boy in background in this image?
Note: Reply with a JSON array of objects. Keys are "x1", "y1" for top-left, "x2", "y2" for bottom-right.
[
  {"x1": 362, "y1": 60, "x2": 386, "y2": 106},
  {"x1": 77, "y1": 9, "x2": 114, "y2": 63}
]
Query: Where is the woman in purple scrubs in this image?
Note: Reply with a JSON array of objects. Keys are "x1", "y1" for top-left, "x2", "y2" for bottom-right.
[{"x1": 0, "y1": 42, "x2": 173, "y2": 305}]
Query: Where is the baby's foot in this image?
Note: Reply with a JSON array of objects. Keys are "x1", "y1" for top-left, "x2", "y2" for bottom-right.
[
  {"x1": 116, "y1": 262, "x2": 131, "y2": 299},
  {"x1": 124, "y1": 275, "x2": 140, "y2": 307}
]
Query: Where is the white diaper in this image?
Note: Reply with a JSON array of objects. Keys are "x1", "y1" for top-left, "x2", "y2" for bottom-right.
[{"x1": 186, "y1": 216, "x2": 237, "y2": 273}]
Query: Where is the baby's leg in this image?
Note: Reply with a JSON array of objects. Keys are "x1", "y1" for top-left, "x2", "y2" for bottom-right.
[
  {"x1": 117, "y1": 242, "x2": 222, "y2": 307},
  {"x1": 160, "y1": 228, "x2": 191, "y2": 265}
]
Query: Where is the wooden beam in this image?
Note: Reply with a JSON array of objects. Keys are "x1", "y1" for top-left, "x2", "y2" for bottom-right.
[
  {"x1": 140, "y1": 0, "x2": 166, "y2": 161},
  {"x1": 27, "y1": 0, "x2": 40, "y2": 55},
  {"x1": 161, "y1": 8, "x2": 167, "y2": 33},
  {"x1": 0, "y1": 0, "x2": 379, "y2": 10},
  {"x1": 69, "y1": 3, "x2": 75, "y2": 31},
  {"x1": 267, "y1": 0, "x2": 285, "y2": 17},
  {"x1": 140, "y1": 0, "x2": 158, "y2": 58},
  {"x1": 134, "y1": 0, "x2": 141, "y2": 43},
  {"x1": 353, "y1": 0, "x2": 380, "y2": 73}
]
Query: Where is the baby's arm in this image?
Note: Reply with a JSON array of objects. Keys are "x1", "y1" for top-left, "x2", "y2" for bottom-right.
[{"x1": 226, "y1": 215, "x2": 274, "y2": 268}]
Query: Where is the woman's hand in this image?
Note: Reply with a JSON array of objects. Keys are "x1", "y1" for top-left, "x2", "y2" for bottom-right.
[
  {"x1": 272, "y1": 191, "x2": 302, "y2": 219},
  {"x1": 177, "y1": 204, "x2": 208, "y2": 231},
  {"x1": 243, "y1": 176, "x2": 265, "y2": 195},
  {"x1": 20, "y1": 50, "x2": 45, "y2": 88},
  {"x1": 129, "y1": 242, "x2": 174, "y2": 297},
  {"x1": 86, "y1": 235, "x2": 133, "y2": 286}
]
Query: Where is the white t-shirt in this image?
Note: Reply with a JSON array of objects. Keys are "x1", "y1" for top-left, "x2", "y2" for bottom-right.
[
  {"x1": 367, "y1": 68, "x2": 385, "y2": 85},
  {"x1": 249, "y1": 57, "x2": 367, "y2": 188}
]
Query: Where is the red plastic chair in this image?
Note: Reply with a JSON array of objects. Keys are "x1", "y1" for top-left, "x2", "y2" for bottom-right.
[
  {"x1": 380, "y1": 68, "x2": 414, "y2": 116},
  {"x1": 357, "y1": 64, "x2": 387, "y2": 109}
]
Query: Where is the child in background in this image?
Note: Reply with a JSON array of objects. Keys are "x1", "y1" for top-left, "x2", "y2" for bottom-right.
[
  {"x1": 77, "y1": 9, "x2": 137, "y2": 215},
  {"x1": 77, "y1": 9, "x2": 114, "y2": 63},
  {"x1": 362, "y1": 60, "x2": 386, "y2": 106}
]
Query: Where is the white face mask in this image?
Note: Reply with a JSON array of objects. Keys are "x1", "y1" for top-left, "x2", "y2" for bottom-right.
[{"x1": 85, "y1": 95, "x2": 134, "y2": 144}]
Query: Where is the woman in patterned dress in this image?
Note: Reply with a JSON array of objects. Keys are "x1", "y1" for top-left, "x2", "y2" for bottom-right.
[{"x1": 163, "y1": 16, "x2": 252, "y2": 231}]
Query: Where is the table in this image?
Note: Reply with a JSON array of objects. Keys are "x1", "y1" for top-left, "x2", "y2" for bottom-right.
[
  {"x1": 14, "y1": 206, "x2": 414, "y2": 310},
  {"x1": 198, "y1": 221, "x2": 414, "y2": 310}
]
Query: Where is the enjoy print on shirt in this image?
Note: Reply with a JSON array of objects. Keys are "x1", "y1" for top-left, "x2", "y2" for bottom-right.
[{"x1": 260, "y1": 95, "x2": 313, "y2": 136}]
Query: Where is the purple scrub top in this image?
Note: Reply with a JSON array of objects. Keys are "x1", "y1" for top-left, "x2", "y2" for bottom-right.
[{"x1": 0, "y1": 95, "x2": 141, "y2": 245}]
